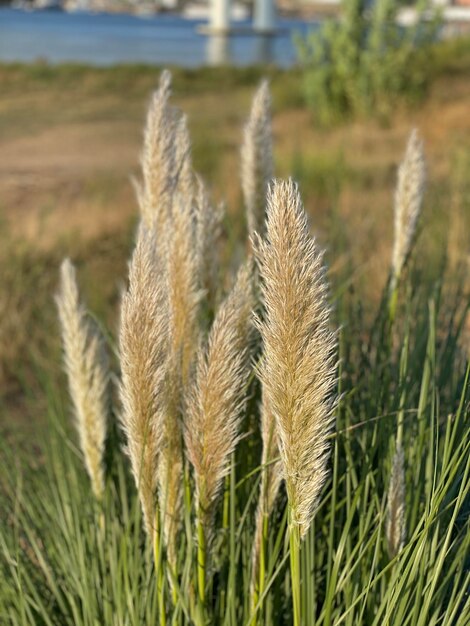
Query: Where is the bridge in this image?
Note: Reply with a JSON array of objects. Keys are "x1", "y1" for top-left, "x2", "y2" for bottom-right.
[{"x1": 208, "y1": 0, "x2": 277, "y2": 33}]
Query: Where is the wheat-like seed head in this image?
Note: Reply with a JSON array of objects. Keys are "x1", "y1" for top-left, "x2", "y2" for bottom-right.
[
  {"x1": 119, "y1": 225, "x2": 168, "y2": 537},
  {"x1": 157, "y1": 187, "x2": 201, "y2": 566},
  {"x1": 254, "y1": 179, "x2": 337, "y2": 538},
  {"x1": 156, "y1": 368, "x2": 183, "y2": 568},
  {"x1": 185, "y1": 263, "x2": 255, "y2": 539},
  {"x1": 140, "y1": 70, "x2": 178, "y2": 230},
  {"x1": 174, "y1": 113, "x2": 194, "y2": 207},
  {"x1": 166, "y1": 192, "x2": 202, "y2": 386},
  {"x1": 386, "y1": 444, "x2": 406, "y2": 558},
  {"x1": 195, "y1": 176, "x2": 225, "y2": 314},
  {"x1": 241, "y1": 80, "x2": 273, "y2": 239},
  {"x1": 138, "y1": 73, "x2": 201, "y2": 566},
  {"x1": 391, "y1": 129, "x2": 426, "y2": 288},
  {"x1": 56, "y1": 259, "x2": 109, "y2": 500}
]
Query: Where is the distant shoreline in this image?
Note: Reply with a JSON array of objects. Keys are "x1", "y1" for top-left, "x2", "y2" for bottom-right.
[{"x1": 7, "y1": 0, "x2": 341, "y2": 21}]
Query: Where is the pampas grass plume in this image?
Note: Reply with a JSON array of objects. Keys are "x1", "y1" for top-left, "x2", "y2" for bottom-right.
[
  {"x1": 174, "y1": 112, "x2": 194, "y2": 205},
  {"x1": 254, "y1": 179, "x2": 337, "y2": 538},
  {"x1": 391, "y1": 129, "x2": 426, "y2": 289},
  {"x1": 119, "y1": 225, "x2": 168, "y2": 537},
  {"x1": 56, "y1": 259, "x2": 109, "y2": 500},
  {"x1": 195, "y1": 176, "x2": 224, "y2": 314},
  {"x1": 185, "y1": 263, "x2": 255, "y2": 538},
  {"x1": 140, "y1": 70, "x2": 177, "y2": 230},
  {"x1": 241, "y1": 80, "x2": 274, "y2": 238}
]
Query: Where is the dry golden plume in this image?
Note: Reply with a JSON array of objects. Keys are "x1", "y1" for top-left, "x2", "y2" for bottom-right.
[
  {"x1": 166, "y1": 192, "x2": 201, "y2": 386},
  {"x1": 195, "y1": 176, "x2": 225, "y2": 315},
  {"x1": 56, "y1": 259, "x2": 109, "y2": 500},
  {"x1": 391, "y1": 129, "x2": 426, "y2": 289},
  {"x1": 174, "y1": 112, "x2": 194, "y2": 205},
  {"x1": 137, "y1": 70, "x2": 202, "y2": 563},
  {"x1": 185, "y1": 263, "x2": 255, "y2": 538},
  {"x1": 119, "y1": 225, "x2": 168, "y2": 537},
  {"x1": 241, "y1": 80, "x2": 274, "y2": 238},
  {"x1": 139, "y1": 70, "x2": 177, "y2": 230},
  {"x1": 254, "y1": 179, "x2": 337, "y2": 538},
  {"x1": 159, "y1": 187, "x2": 201, "y2": 566}
]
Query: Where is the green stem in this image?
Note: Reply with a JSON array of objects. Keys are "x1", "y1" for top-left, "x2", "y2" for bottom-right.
[
  {"x1": 250, "y1": 590, "x2": 259, "y2": 626},
  {"x1": 250, "y1": 513, "x2": 268, "y2": 626},
  {"x1": 197, "y1": 513, "x2": 206, "y2": 611},
  {"x1": 259, "y1": 514, "x2": 268, "y2": 602},
  {"x1": 289, "y1": 516, "x2": 301, "y2": 626},
  {"x1": 396, "y1": 294, "x2": 411, "y2": 449},
  {"x1": 153, "y1": 511, "x2": 167, "y2": 626},
  {"x1": 388, "y1": 273, "x2": 399, "y2": 327},
  {"x1": 222, "y1": 474, "x2": 230, "y2": 530}
]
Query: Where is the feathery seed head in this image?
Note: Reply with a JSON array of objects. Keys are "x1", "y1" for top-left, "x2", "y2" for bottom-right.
[
  {"x1": 174, "y1": 112, "x2": 194, "y2": 207},
  {"x1": 185, "y1": 263, "x2": 255, "y2": 538},
  {"x1": 139, "y1": 99, "x2": 198, "y2": 563},
  {"x1": 242, "y1": 80, "x2": 274, "y2": 239},
  {"x1": 391, "y1": 129, "x2": 426, "y2": 287},
  {"x1": 386, "y1": 444, "x2": 406, "y2": 559},
  {"x1": 195, "y1": 176, "x2": 225, "y2": 313},
  {"x1": 56, "y1": 259, "x2": 109, "y2": 500},
  {"x1": 119, "y1": 225, "x2": 168, "y2": 537},
  {"x1": 166, "y1": 190, "x2": 202, "y2": 385},
  {"x1": 254, "y1": 179, "x2": 337, "y2": 538},
  {"x1": 140, "y1": 70, "x2": 178, "y2": 230},
  {"x1": 157, "y1": 187, "x2": 200, "y2": 564}
]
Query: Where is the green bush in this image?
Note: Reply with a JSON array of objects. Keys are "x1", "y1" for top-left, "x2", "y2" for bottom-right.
[{"x1": 296, "y1": 0, "x2": 440, "y2": 125}]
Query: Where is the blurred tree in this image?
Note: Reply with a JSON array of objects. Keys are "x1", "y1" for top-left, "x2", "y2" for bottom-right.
[{"x1": 296, "y1": 0, "x2": 441, "y2": 125}]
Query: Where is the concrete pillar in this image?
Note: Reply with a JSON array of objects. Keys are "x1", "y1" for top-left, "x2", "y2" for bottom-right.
[
  {"x1": 254, "y1": 0, "x2": 276, "y2": 33},
  {"x1": 206, "y1": 35, "x2": 232, "y2": 66},
  {"x1": 210, "y1": 0, "x2": 231, "y2": 33}
]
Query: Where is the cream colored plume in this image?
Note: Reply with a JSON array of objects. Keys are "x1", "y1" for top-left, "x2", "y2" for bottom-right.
[
  {"x1": 174, "y1": 113, "x2": 194, "y2": 206},
  {"x1": 391, "y1": 129, "x2": 426, "y2": 288},
  {"x1": 185, "y1": 263, "x2": 255, "y2": 537},
  {"x1": 137, "y1": 70, "x2": 201, "y2": 566},
  {"x1": 195, "y1": 176, "x2": 225, "y2": 314},
  {"x1": 254, "y1": 179, "x2": 337, "y2": 538},
  {"x1": 139, "y1": 71, "x2": 196, "y2": 237},
  {"x1": 139, "y1": 70, "x2": 178, "y2": 230},
  {"x1": 157, "y1": 177, "x2": 201, "y2": 566},
  {"x1": 386, "y1": 444, "x2": 406, "y2": 558},
  {"x1": 241, "y1": 80, "x2": 274, "y2": 238},
  {"x1": 166, "y1": 192, "x2": 201, "y2": 385},
  {"x1": 56, "y1": 259, "x2": 109, "y2": 500},
  {"x1": 119, "y1": 225, "x2": 168, "y2": 537}
]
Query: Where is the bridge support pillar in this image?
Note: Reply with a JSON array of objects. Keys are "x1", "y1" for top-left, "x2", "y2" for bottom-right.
[
  {"x1": 210, "y1": 0, "x2": 231, "y2": 33},
  {"x1": 254, "y1": 0, "x2": 276, "y2": 33}
]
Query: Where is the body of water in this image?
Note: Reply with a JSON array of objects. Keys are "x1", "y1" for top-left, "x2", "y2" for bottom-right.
[{"x1": 0, "y1": 8, "x2": 319, "y2": 66}]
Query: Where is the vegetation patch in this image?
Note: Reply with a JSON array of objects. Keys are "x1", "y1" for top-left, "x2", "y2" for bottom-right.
[{"x1": 1, "y1": 72, "x2": 468, "y2": 626}]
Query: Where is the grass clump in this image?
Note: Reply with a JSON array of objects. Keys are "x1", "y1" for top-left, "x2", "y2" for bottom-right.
[{"x1": 0, "y1": 74, "x2": 469, "y2": 626}]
